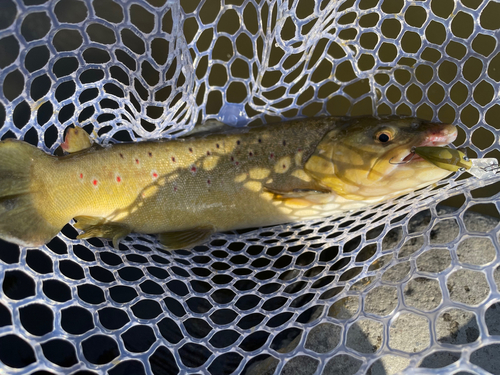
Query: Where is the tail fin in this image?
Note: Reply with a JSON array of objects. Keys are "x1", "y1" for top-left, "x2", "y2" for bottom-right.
[{"x1": 0, "y1": 139, "x2": 61, "y2": 246}]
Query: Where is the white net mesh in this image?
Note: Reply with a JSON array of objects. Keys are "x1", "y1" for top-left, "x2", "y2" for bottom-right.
[{"x1": 1, "y1": 0, "x2": 500, "y2": 374}]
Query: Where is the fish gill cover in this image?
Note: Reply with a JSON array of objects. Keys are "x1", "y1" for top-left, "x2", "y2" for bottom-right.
[{"x1": 0, "y1": 0, "x2": 499, "y2": 374}]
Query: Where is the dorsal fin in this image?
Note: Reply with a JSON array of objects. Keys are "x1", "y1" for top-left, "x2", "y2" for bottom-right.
[{"x1": 61, "y1": 127, "x2": 93, "y2": 153}]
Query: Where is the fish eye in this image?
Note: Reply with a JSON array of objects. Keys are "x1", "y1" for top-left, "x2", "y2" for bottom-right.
[
  {"x1": 379, "y1": 133, "x2": 390, "y2": 142},
  {"x1": 375, "y1": 131, "x2": 393, "y2": 143}
]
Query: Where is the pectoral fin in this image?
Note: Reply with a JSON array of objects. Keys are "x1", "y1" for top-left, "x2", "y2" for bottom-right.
[
  {"x1": 74, "y1": 216, "x2": 103, "y2": 230},
  {"x1": 263, "y1": 185, "x2": 332, "y2": 206},
  {"x1": 74, "y1": 216, "x2": 130, "y2": 248},
  {"x1": 158, "y1": 226, "x2": 215, "y2": 250},
  {"x1": 61, "y1": 127, "x2": 93, "y2": 153},
  {"x1": 263, "y1": 186, "x2": 331, "y2": 198}
]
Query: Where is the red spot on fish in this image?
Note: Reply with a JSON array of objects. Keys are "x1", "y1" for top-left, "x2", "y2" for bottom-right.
[
  {"x1": 148, "y1": 152, "x2": 152, "y2": 157},
  {"x1": 152, "y1": 172, "x2": 158, "y2": 178},
  {"x1": 93, "y1": 179, "x2": 98, "y2": 186},
  {"x1": 207, "y1": 151, "x2": 211, "y2": 156},
  {"x1": 79, "y1": 173, "x2": 83, "y2": 179},
  {"x1": 171, "y1": 156, "x2": 176, "y2": 162},
  {"x1": 207, "y1": 179, "x2": 211, "y2": 184},
  {"x1": 270, "y1": 153, "x2": 274, "y2": 159},
  {"x1": 191, "y1": 166, "x2": 197, "y2": 172},
  {"x1": 116, "y1": 176, "x2": 121, "y2": 182},
  {"x1": 189, "y1": 147, "x2": 193, "y2": 153},
  {"x1": 249, "y1": 152, "x2": 253, "y2": 156},
  {"x1": 283, "y1": 164, "x2": 286, "y2": 169},
  {"x1": 135, "y1": 159, "x2": 139, "y2": 164},
  {"x1": 231, "y1": 156, "x2": 234, "y2": 161},
  {"x1": 119, "y1": 153, "x2": 124, "y2": 159},
  {"x1": 235, "y1": 161, "x2": 239, "y2": 166},
  {"x1": 174, "y1": 186, "x2": 177, "y2": 192},
  {"x1": 298, "y1": 149, "x2": 302, "y2": 152}
]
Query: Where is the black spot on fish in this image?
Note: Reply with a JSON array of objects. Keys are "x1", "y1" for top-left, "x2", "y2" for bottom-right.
[
  {"x1": 148, "y1": 152, "x2": 152, "y2": 157},
  {"x1": 207, "y1": 151, "x2": 211, "y2": 156},
  {"x1": 171, "y1": 157, "x2": 176, "y2": 162},
  {"x1": 1, "y1": 197, "x2": 17, "y2": 212},
  {"x1": 119, "y1": 153, "x2": 124, "y2": 158},
  {"x1": 216, "y1": 144, "x2": 220, "y2": 148},
  {"x1": 258, "y1": 139, "x2": 262, "y2": 143},
  {"x1": 282, "y1": 140, "x2": 286, "y2": 146},
  {"x1": 249, "y1": 152, "x2": 253, "y2": 157},
  {"x1": 237, "y1": 140, "x2": 240, "y2": 145},
  {"x1": 189, "y1": 147, "x2": 193, "y2": 153},
  {"x1": 231, "y1": 156, "x2": 234, "y2": 161}
]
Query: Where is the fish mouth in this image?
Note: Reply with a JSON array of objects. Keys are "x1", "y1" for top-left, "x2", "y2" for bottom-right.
[
  {"x1": 399, "y1": 124, "x2": 458, "y2": 164},
  {"x1": 401, "y1": 151, "x2": 423, "y2": 163}
]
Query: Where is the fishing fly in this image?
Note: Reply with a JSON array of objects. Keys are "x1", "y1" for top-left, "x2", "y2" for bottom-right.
[{"x1": 413, "y1": 146, "x2": 500, "y2": 179}]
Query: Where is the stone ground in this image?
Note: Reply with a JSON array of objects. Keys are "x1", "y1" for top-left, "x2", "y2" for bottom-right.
[{"x1": 246, "y1": 206, "x2": 500, "y2": 375}]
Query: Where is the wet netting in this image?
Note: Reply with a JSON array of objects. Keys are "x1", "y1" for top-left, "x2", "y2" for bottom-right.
[{"x1": 1, "y1": 0, "x2": 500, "y2": 374}]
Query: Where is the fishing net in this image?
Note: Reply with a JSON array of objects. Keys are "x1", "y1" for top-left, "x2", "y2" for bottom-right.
[{"x1": 1, "y1": 0, "x2": 500, "y2": 374}]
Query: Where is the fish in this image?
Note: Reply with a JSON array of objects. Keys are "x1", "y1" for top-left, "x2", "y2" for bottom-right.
[{"x1": 0, "y1": 116, "x2": 457, "y2": 249}]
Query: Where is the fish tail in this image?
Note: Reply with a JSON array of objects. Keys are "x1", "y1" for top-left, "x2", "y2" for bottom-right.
[{"x1": 0, "y1": 139, "x2": 61, "y2": 246}]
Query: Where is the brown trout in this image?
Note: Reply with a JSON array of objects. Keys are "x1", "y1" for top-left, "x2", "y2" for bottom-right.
[{"x1": 0, "y1": 116, "x2": 457, "y2": 249}]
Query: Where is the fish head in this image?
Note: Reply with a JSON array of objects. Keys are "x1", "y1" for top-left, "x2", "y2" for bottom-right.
[{"x1": 304, "y1": 116, "x2": 458, "y2": 200}]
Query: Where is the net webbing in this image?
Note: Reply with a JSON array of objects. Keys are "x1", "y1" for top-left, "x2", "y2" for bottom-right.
[{"x1": 0, "y1": 0, "x2": 499, "y2": 374}]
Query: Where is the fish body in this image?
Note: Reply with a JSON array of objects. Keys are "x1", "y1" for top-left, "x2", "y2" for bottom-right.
[{"x1": 0, "y1": 116, "x2": 457, "y2": 248}]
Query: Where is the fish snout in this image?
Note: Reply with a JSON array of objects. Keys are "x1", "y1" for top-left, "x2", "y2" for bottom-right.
[{"x1": 420, "y1": 123, "x2": 458, "y2": 147}]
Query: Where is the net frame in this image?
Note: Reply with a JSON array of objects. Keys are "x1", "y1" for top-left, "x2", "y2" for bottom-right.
[{"x1": 0, "y1": 0, "x2": 499, "y2": 374}]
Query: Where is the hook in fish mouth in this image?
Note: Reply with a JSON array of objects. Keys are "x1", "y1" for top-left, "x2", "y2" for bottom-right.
[{"x1": 389, "y1": 147, "x2": 421, "y2": 165}]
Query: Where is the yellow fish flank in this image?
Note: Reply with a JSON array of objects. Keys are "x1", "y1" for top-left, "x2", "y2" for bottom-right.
[{"x1": 0, "y1": 116, "x2": 457, "y2": 249}]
